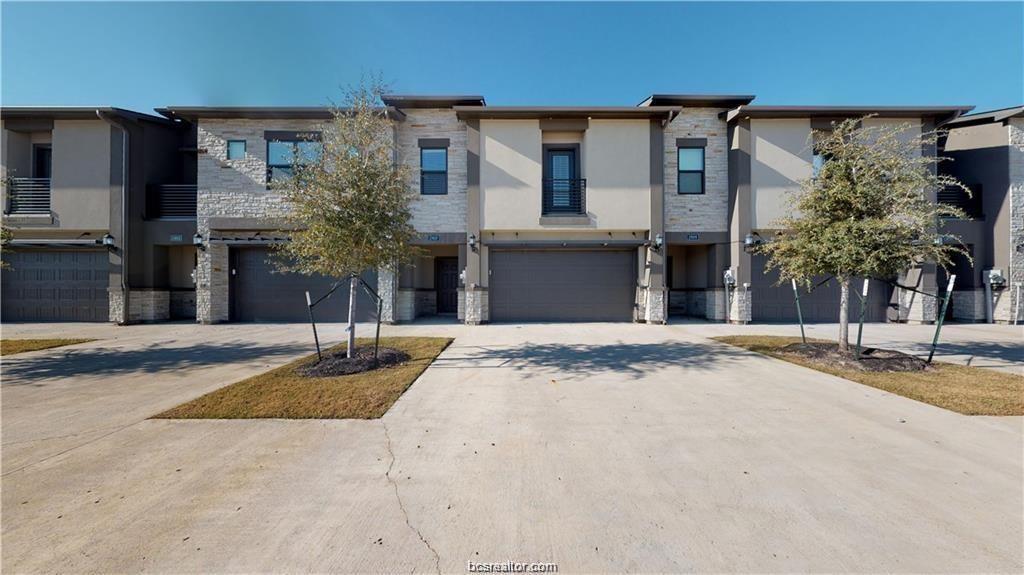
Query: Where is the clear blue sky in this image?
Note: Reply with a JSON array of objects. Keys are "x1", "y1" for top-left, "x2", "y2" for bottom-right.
[{"x1": 2, "y1": 2, "x2": 1021, "y2": 113}]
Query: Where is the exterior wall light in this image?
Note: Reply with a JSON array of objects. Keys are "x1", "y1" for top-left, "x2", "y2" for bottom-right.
[
  {"x1": 468, "y1": 233, "x2": 477, "y2": 252},
  {"x1": 193, "y1": 232, "x2": 206, "y2": 251},
  {"x1": 101, "y1": 233, "x2": 115, "y2": 247},
  {"x1": 653, "y1": 233, "x2": 664, "y2": 251},
  {"x1": 743, "y1": 232, "x2": 763, "y2": 253}
]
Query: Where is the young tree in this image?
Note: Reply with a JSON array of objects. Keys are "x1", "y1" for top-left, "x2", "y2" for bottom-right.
[
  {"x1": 274, "y1": 78, "x2": 419, "y2": 358},
  {"x1": 756, "y1": 116, "x2": 970, "y2": 352}
]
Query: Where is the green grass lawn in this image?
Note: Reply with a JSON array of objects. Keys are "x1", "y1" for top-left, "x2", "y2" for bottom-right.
[
  {"x1": 713, "y1": 335, "x2": 1024, "y2": 416},
  {"x1": 155, "y1": 337, "x2": 452, "y2": 419},
  {"x1": 0, "y1": 338, "x2": 96, "y2": 356}
]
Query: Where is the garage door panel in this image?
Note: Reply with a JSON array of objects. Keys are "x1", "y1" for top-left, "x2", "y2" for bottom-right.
[
  {"x1": 751, "y1": 254, "x2": 891, "y2": 322},
  {"x1": 229, "y1": 247, "x2": 377, "y2": 322},
  {"x1": 1, "y1": 249, "x2": 109, "y2": 322},
  {"x1": 490, "y1": 249, "x2": 635, "y2": 322}
]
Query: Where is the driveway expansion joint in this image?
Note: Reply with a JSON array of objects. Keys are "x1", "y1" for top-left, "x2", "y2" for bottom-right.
[{"x1": 382, "y1": 420, "x2": 442, "y2": 574}]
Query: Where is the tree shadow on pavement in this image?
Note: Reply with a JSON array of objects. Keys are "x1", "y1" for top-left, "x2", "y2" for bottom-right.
[
  {"x1": 430, "y1": 340, "x2": 752, "y2": 379},
  {"x1": 1, "y1": 341, "x2": 310, "y2": 384},
  {"x1": 888, "y1": 340, "x2": 1024, "y2": 368}
]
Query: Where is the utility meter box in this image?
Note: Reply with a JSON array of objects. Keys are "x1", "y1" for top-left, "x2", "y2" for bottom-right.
[{"x1": 985, "y1": 269, "x2": 1007, "y2": 289}]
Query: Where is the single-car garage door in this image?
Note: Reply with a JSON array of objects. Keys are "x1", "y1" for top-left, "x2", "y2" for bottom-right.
[
  {"x1": 489, "y1": 249, "x2": 635, "y2": 322},
  {"x1": 751, "y1": 254, "x2": 892, "y2": 322},
  {"x1": 1, "y1": 249, "x2": 110, "y2": 322},
  {"x1": 229, "y1": 247, "x2": 378, "y2": 322}
]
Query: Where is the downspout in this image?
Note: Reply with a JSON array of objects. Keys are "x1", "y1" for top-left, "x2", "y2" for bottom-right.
[{"x1": 97, "y1": 110, "x2": 131, "y2": 325}]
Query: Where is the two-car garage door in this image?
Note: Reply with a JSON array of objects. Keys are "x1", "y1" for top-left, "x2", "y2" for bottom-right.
[
  {"x1": 1, "y1": 249, "x2": 110, "y2": 322},
  {"x1": 229, "y1": 247, "x2": 377, "y2": 322},
  {"x1": 489, "y1": 249, "x2": 636, "y2": 322}
]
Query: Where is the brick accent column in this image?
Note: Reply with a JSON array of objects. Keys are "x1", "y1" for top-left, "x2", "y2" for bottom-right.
[{"x1": 196, "y1": 242, "x2": 229, "y2": 323}]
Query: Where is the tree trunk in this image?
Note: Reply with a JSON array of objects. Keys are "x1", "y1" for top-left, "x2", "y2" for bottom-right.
[
  {"x1": 347, "y1": 274, "x2": 358, "y2": 358},
  {"x1": 838, "y1": 277, "x2": 850, "y2": 352}
]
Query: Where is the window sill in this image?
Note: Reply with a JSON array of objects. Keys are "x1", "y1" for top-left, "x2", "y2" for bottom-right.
[
  {"x1": 2, "y1": 213, "x2": 54, "y2": 225},
  {"x1": 539, "y1": 214, "x2": 591, "y2": 226}
]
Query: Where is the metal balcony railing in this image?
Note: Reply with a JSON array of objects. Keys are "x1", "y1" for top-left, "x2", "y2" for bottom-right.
[
  {"x1": 147, "y1": 184, "x2": 197, "y2": 219},
  {"x1": 542, "y1": 178, "x2": 586, "y2": 216},
  {"x1": 5, "y1": 178, "x2": 51, "y2": 215}
]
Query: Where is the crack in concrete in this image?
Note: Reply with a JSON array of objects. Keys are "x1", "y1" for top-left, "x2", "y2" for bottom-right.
[{"x1": 382, "y1": 421, "x2": 441, "y2": 575}]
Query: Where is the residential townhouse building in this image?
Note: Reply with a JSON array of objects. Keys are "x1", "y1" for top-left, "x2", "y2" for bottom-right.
[
  {"x1": 6, "y1": 96, "x2": 1018, "y2": 326},
  {"x1": 939, "y1": 106, "x2": 1024, "y2": 323},
  {"x1": 1, "y1": 107, "x2": 196, "y2": 323}
]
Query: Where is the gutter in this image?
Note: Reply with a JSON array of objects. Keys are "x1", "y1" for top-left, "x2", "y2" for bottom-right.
[{"x1": 96, "y1": 110, "x2": 132, "y2": 325}]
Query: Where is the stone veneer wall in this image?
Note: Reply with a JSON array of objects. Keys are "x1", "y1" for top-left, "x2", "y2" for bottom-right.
[
  {"x1": 705, "y1": 289, "x2": 727, "y2": 321},
  {"x1": 109, "y1": 289, "x2": 172, "y2": 322},
  {"x1": 397, "y1": 109, "x2": 468, "y2": 234},
  {"x1": 993, "y1": 118, "x2": 1024, "y2": 323},
  {"x1": 463, "y1": 290, "x2": 488, "y2": 324},
  {"x1": 663, "y1": 108, "x2": 730, "y2": 233},
  {"x1": 727, "y1": 287, "x2": 752, "y2": 324},
  {"x1": 195, "y1": 119, "x2": 326, "y2": 323}
]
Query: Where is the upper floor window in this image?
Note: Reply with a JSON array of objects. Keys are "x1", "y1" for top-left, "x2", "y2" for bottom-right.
[
  {"x1": 938, "y1": 184, "x2": 982, "y2": 220},
  {"x1": 420, "y1": 140, "x2": 448, "y2": 195},
  {"x1": 227, "y1": 140, "x2": 246, "y2": 160},
  {"x1": 265, "y1": 131, "x2": 322, "y2": 183},
  {"x1": 677, "y1": 145, "x2": 705, "y2": 195}
]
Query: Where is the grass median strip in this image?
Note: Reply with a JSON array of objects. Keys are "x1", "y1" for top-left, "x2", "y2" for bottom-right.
[
  {"x1": 712, "y1": 335, "x2": 1023, "y2": 416},
  {"x1": 0, "y1": 338, "x2": 96, "y2": 356},
  {"x1": 155, "y1": 336, "x2": 452, "y2": 420}
]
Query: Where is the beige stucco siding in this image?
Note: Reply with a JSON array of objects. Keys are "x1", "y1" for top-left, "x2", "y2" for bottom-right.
[
  {"x1": 582, "y1": 119, "x2": 650, "y2": 230},
  {"x1": 50, "y1": 120, "x2": 112, "y2": 230},
  {"x1": 944, "y1": 120, "x2": 1008, "y2": 151},
  {"x1": 750, "y1": 118, "x2": 812, "y2": 229},
  {"x1": 480, "y1": 119, "x2": 650, "y2": 231},
  {"x1": 480, "y1": 119, "x2": 542, "y2": 230}
]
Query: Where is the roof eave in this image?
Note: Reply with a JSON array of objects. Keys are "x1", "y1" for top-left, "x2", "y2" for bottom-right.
[{"x1": 453, "y1": 106, "x2": 681, "y2": 120}]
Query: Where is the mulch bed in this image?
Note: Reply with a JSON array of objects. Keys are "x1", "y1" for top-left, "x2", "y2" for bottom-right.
[
  {"x1": 298, "y1": 345, "x2": 410, "y2": 377},
  {"x1": 779, "y1": 342, "x2": 928, "y2": 372}
]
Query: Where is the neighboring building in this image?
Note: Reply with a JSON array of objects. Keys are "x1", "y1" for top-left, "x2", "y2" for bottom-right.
[
  {"x1": 723, "y1": 105, "x2": 973, "y2": 324},
  {"x1": 1, "y1": 108, "x2": 196, "y2": 323},
  {"x1": 8, "y1": 95, "x2": 1009, "y2": 326},
  {"x1": 940, "y1": 106, "x2": 1024, "y2": 323}
]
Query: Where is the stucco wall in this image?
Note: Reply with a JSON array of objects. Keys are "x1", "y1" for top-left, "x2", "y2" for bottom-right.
[
  {"x1": 582, "y1": 119, "x2": 650, "y2": 230},
  {"x1": 750, "y1": 118, "x2": 812, "y2": 230},
  {"x1": 49, "y1": 120, "x2": 112, "y2": 230},
  {"x1": 480, "y1": 119, "x2": 543, "y2": 230},
  {"x1": 664, "y1": 108, "x2": 729, "y2": 232},
  {"x1": 480, "y1": 118, "x2": 651, "y2": 231}
]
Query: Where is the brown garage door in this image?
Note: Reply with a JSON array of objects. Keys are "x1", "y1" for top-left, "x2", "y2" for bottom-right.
[
  {"x1": 1, "y1": 249, "x2": 109, "y2": 322},
  {"x1": 751, "y1": 254, "x2": 892, "y2": 322},
  {"x1": 229, "y1": 247, "x2": 377, "y2": 322},
  {"x1": 489, "y1": 249, "x2": 636, "y2": 322}
]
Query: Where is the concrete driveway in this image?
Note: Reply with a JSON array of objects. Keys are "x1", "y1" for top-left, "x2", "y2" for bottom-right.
[{"x1": 1, "y1": 322, "x2": 1021, "y2": 573}]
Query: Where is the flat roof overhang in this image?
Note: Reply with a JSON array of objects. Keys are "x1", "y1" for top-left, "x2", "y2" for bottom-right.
[
  {"x1": 0, "y1": 106, "x2": 173, "y2": 124},
  {"x1": 156, "y1": 106, "x2": 406, "y2": 121},
  {"x1": 944, "y1": 105, "x2": 1024, "y2": 128},
  {"x1": 723, "y1": 105, "x2": 975, "y2": 124},
  {"x1": 638, "y1": 94, "x2": 756, "y2": 108},
  {"x1": 454, "y1": 106, "x2": 680, "y2": 120},
  {"x1": 381, "y1": 94, "x2": 486, "y2": 108}
]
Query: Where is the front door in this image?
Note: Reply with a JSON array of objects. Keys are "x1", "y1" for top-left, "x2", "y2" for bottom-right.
[
  {"x1": 33, "y1": 145, "x2": 52, "y2": 179},
  {"x1": 436, "y1": 257, "x2": 459, "y2": 314}
]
